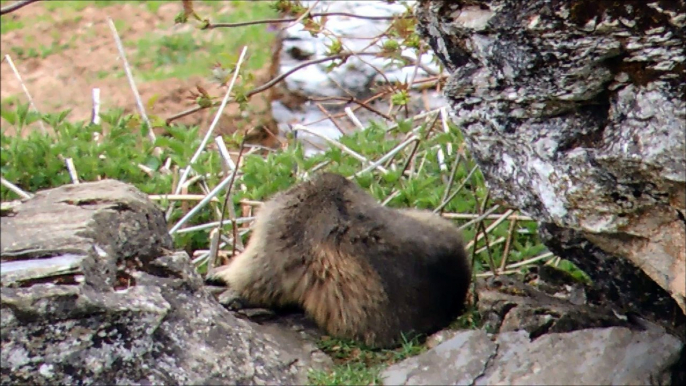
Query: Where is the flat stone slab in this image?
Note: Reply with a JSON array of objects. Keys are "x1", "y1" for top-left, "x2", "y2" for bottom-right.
[{"x1": 381, "y1": 327, "x2": 683, "y2": 385}]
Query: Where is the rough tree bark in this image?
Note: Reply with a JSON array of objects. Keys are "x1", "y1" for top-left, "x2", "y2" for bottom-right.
[{"x1": 415, "y1": 0, "x2": 685, "y2": 324}]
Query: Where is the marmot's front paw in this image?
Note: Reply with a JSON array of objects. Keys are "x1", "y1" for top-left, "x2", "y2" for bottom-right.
[
  {"x1": 216, "y1": 288, "x2": 276, "y2": 322},
  {"x1": 204, "y1": 265, "x2": 231, "y2": 286},
  {"x1": 217, "y1": 288, "x2": 246, "y2": 310}
]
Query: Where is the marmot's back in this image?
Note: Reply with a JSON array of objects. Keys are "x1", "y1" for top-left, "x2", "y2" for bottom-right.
[{"x1": 208, "y1": 172, "x2": 471, "y2": 348}]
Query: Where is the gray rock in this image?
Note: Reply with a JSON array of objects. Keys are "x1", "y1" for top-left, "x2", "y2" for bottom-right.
[
  {"x1": 476, "y1": 275, "x2": 632, "y2": 338},
  {"x1": 381, "y1": 327, "x2": 683, "y2": 385},
  {"x1": 414, "y1": 0, "x2": 686, "y2": 320},
  {"x1": 382, "y1": 330, "x2": 496, "y2": 386},
  {"x1": 1, "y1": 181, "x2": 330, "y2": 385}
]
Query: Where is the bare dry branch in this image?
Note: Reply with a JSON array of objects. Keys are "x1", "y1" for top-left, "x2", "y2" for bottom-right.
[
  {"x1": 0, "y1": 0, "x2": 40, "y2": 15},
  {"x1": 204, "y1": 12, "x2": 413, "y2": 29}
]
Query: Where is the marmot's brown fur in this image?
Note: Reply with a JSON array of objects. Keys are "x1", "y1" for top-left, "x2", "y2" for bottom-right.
[{"x1": 207, "y1": 173, "x2": 471, "y2": 348}]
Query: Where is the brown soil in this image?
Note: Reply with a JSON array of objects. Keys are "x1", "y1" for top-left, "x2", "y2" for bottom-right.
[{"x1": 0, "y1": 1, "x2": 278, "y2": 146}]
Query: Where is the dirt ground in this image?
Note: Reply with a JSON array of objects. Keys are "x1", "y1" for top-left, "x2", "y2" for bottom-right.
[{"x1": 0, "y1": 1, "x2": 277, "y2": 141}]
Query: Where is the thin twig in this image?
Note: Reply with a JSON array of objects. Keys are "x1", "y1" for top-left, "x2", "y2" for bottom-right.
[
  {"x1": 107, "y1": 18, "x2": 154, "y2": 142},
  {"x1": 0, "y1": 177, "x2": 32, "y2": 199},
  {"x1": 205, "y1": 12, "x2": 412, "y2": 29},
  {"x1": 309, "y1": 95, "x2": 392, "y2": 121},
  {"x1": 175, "y1": 217, "x2": 256, "y2": 234},
  {"x1": 441, "y1": 153, "x2": 462, "y2": 203},
  {"x1": 64, "y1": 158, "x2": 80, "y2": 184},
  {"x1": 499, "y1": 218, "x2": 518, "y2": 272},
  {"x1": 457, "y1": 205, "x2": 501, "y2": 231},
  {"x1": 91, "y1": 88, "x2": 101, "y2": 125},
  {"x1": 283, "y1": 0, "x2": 319, "y2": 30},
  {"x1": 174, "y1": 46, "x2": 248, "y2": 195},
  {"x1": 149, "y1": 194, "x2": 220, "y2": 203},
  {"x1": 169, "y1": 169, "x2": 242, "y2": 234},
  {"x1": 214, "y1": 136, "x2": 236, "y2": 171},
  {"x1": 441, "y1": 212, "x2": 532, "y2": 221},
  {"x1": 345, "y1": 107, "x2": 365, "y2": 130},
  {"x1": 217, "y1": 136, "x2": 248, "y2": 262},
  {"x1": 207, "y1": 228, "x2": 221, "y2": 273},
  {"x1": 505, "y1": 252, "x2": 555, "y2": 270},
  {"x1": 474, "y1": 190, "x2": 498, "y2": 272},
  {"x1": 465, "y1": 209, "x2": 515, "y2": 250},
  {"x1": 245, "y1": 52, "x2": 375, "y2": 99},
  {"x1": 433, "y1": 164, "x2": 479, "y2": 213},
  {"x1": 0, "y1": 0, "x2": 40, "y2": 15},
  {"x1": 292, "y1": 124, "x2": 389, "y2": 174},
  {"x1": 4, "y1": 54, "x2": 47, "y2": 134},
  {"x1": 166, "y1": 51, "x2": 375, "y2": 124},
  {"x1": 475, "y1": 237, "x2": 506, "y2": 255},
  {"x1": 352, "y1": 134, "x2": 418, "y2": 178}
]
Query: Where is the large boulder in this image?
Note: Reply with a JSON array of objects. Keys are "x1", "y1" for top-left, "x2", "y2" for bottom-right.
[
  {"x1": 0, "y1": 180, "x2": 330, "y2": 385},
  {"x1": 415, "y1": 0, "x2": 686, "y2": 323}
]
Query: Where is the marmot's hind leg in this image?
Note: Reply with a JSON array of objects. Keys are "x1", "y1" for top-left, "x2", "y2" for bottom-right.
[{"x1": 298, "y1": 243, "x2": 398, "y2": 348}]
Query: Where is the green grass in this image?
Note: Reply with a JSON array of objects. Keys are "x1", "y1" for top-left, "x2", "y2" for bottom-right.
[
  {"x1": 308, "y1": 335, "x2": 428, "y2": 385},
  {"x1": 41, "y1": 0, "x2": 130, "y2": 12},
  {"x1": 132, "y1": 1, "x2": 278, "y2": 81},
  {"x1": 1, "y1": 0, "x2": 278, "y2": 79},
  {"x1": 0, "y1": 18, "x2": 24, "y2": 34}
]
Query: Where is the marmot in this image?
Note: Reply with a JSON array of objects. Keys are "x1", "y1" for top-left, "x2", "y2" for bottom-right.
[{"x1": 207, "y1": 172, "x2": 471, "y2": 348}]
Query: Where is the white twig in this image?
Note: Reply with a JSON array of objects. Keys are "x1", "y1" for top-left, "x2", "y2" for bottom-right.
[
  {"x1": 174, "y1": 46, "x2": 248, "y2": 195},
  {"x1": 353, "y1": 134, "x2": 418, "y2": 177},
  {"x1": 208, "y1": 228, "x2": 221, "y2": 272},
  {"x1": 505, "y1": 252, "x2": 555, "y2": 270},
  {"x1": 214, "y1": 136, "x2": 236, "y2": 171},
  {"x1": 465, "y1": 209, "x2": 515, "y2": 250},
  {"x1": 441, "y1": 212, "x2": 534, "y2": 222},
  {"x1": 381, "y1": 190, "x2": 401, "y2": 206},
  {"x1": 169, "y1": 169, "x2": 240, "y2": 234},
  {"x1": 344, "y1": 107, "x2": 365, "y2": 130},
  {"x1": 385, "y1": 108, "x2": 440, "y2": 133},
  {"x1": 137, "y1": 163, "x2": 154, "y2": 177},
  {"x1": 149, "y1": 194, "x2": 221, "y2": 203},
  {"x1": 434, "y1": 164, "x2": 479, "y2": 213},
  {"x1": 64, "y1": 158, "x2": 80, "y2": 184},
  {"x1": 107, "y1": 17, "x2": 154, "y2": 142},
  {"x1": 1, "y1": 0, "x2": 41, "y2": 15},
  {"x1": 191, "y1": 229, "x2": 251, "y2": 266},
  {"x1": 457, "y1": 205, "x2": 501, "y2": 231},
  {"x1": 0, "y1": 177, "x2": 32, "y2": 199},
  {"x1": 440, "y1": 106, "x2": 453, "y2": 156},
  {"x1": 4, "y1": 54, "x2": 47, "y2": 134},
  {"x1": 175, "y1": 216, "x2": 256, "y2": 234},
  {"x1": 474, "y1": 236, "x2": 506, "y2": 254},
  {"x1": 476, "y1": 270, "x2": 519, "y2": 278},
  {"x1": 293, "y1": 124, "x2": 389, "y2": 174},
  {"x1": 91, "y1": 88, "x2": 101, "y2": 125}
]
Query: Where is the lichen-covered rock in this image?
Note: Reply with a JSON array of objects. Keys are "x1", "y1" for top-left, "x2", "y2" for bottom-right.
[
  {"x1": 415, "y1": 0, "x2": 686, "y2": 318},
  {"x1": 0, "y1": 180, "x2": 330, "y2": 385}
]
